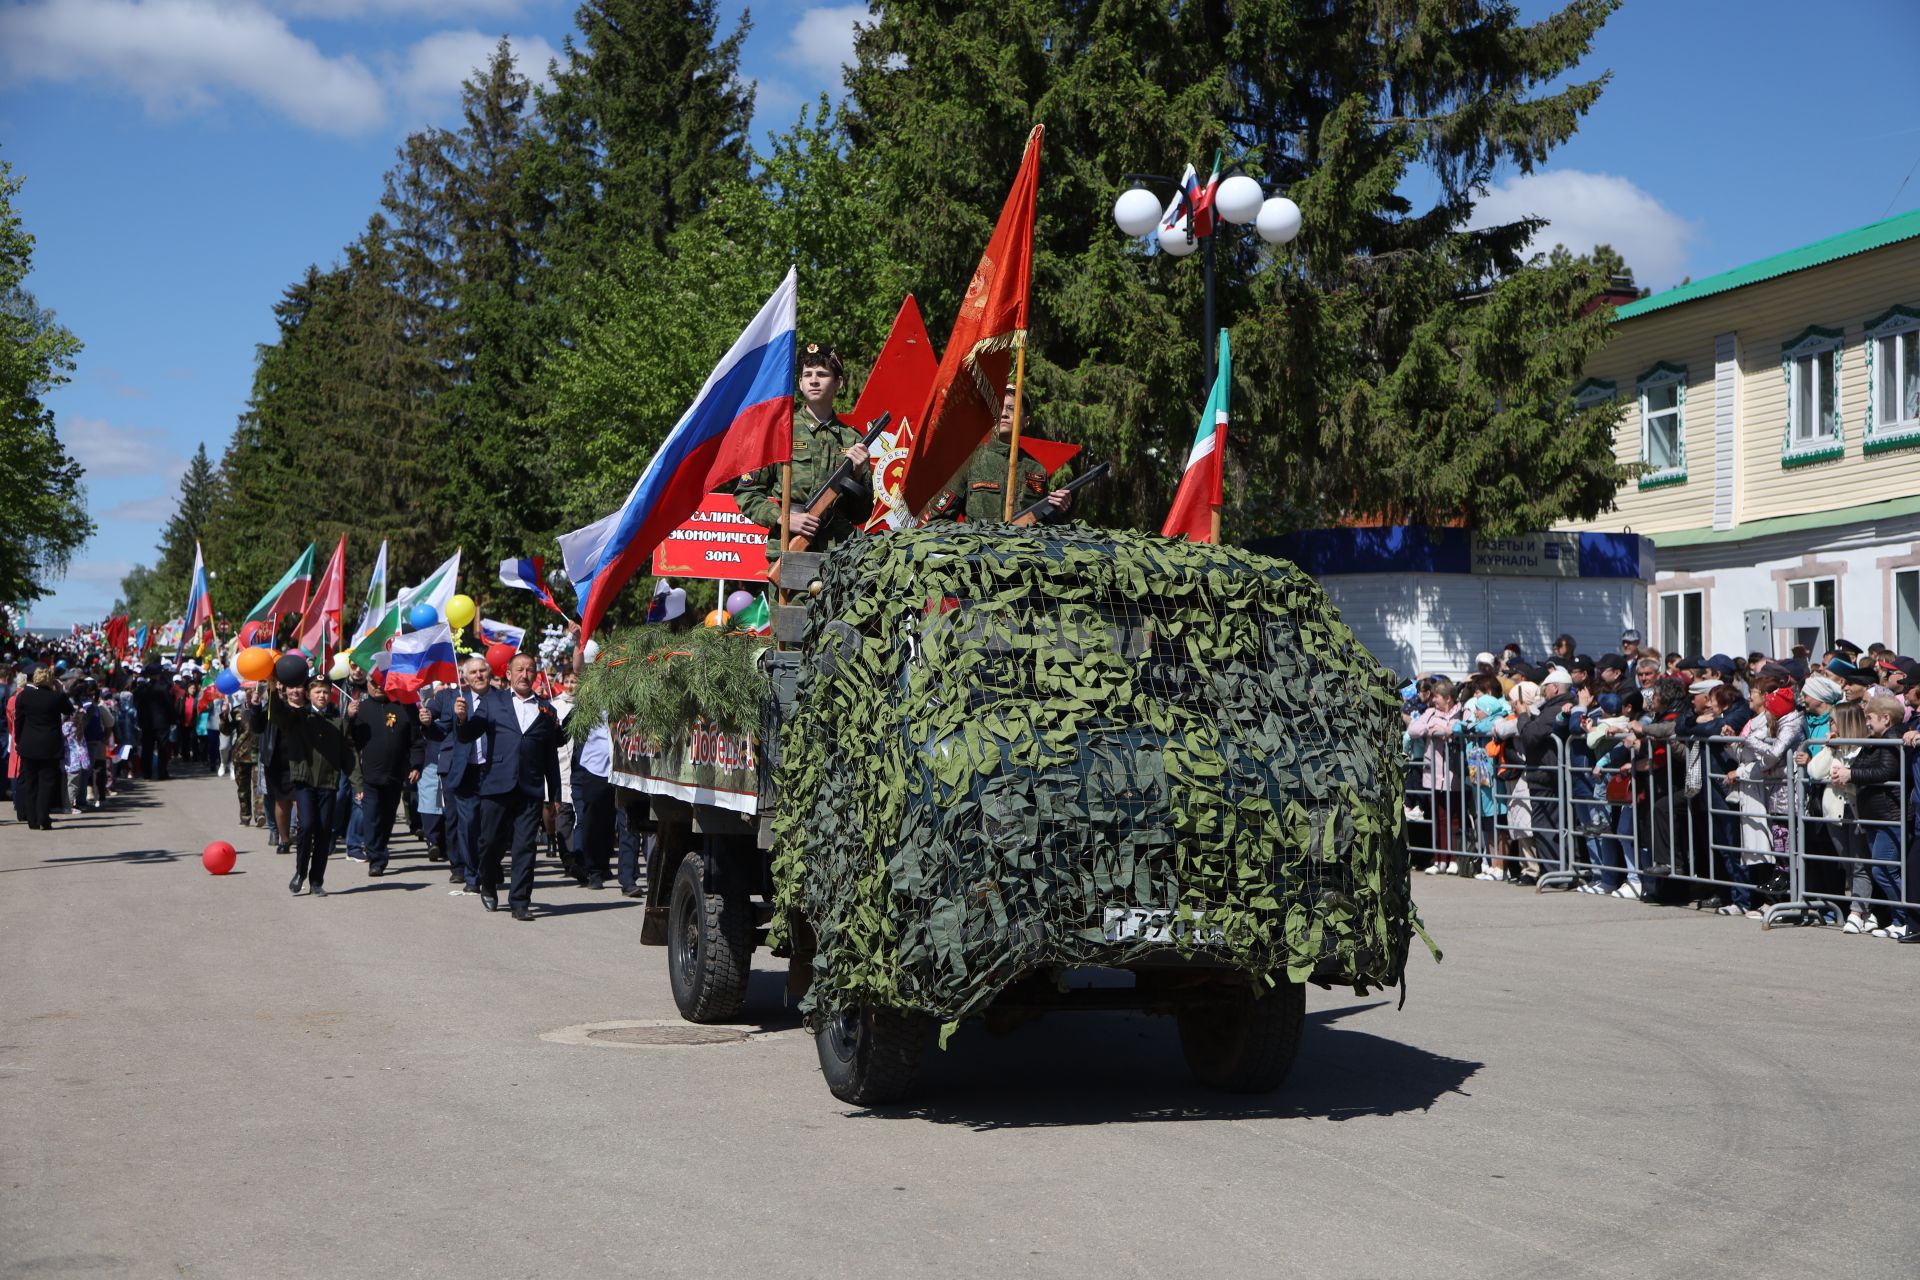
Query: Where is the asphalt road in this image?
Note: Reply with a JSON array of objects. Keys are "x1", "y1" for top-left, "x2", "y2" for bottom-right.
[{"x1": 4, "y1": 773, "x2": 1917, "y2": 1280}]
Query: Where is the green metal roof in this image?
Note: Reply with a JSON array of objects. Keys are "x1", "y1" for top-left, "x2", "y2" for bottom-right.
[
  {"x1": 1649, "y1": 494, "x2": 1920, "y2": 550},
  {"x1": 1615, "y1": 207, "x2": 1920, "y2": 321}
]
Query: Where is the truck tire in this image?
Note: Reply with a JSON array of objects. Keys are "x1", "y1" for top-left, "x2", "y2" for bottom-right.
[
  {"x1": 1176, "y1": 979, "x2": 1306, "y2": 1093},
  {"x1": 815, "y1": 1006, "x2": 927, "y2": 1106},
  {"x1": 667, "y1": 851, "x2": 752, "y2": 1023}
]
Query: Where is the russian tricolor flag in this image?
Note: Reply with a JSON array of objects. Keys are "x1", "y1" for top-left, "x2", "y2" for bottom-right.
[
  {"x1": 499, "y1": 556, "x2": 567, "y2": 618},
  {"x1": 576, "y1": 268, "x2": 797, "y2": 643},
  {"x1": 383, "y1": 622, "x2": 459, "y2": 705},
  {"x1": 180, "y1": 540, "x2": 213, "y2": 655}
]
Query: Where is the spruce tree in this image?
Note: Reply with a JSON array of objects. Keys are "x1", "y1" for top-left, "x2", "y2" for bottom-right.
[
  {"x1": 846, "y1": 0, "x2": 1629, "y2": 536},
  {"x1": 153, "y1": 444, "x2": 219, "y2": 591},
  {"x1": 529, "y1": 0, "x2": 756, "y2": 274},
  {"x1": 206, "y1": 222, "x2": 450, "y2": 609},
  {"x1": 539, "y1": 99, "x2": 911, "y2": 525}
]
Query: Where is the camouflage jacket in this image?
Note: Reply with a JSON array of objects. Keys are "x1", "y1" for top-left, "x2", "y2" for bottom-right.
[
  {"x1": 736, "y1": 407, "x2": 863, "y2": 562},
  {"x1": 926, "y1": 437, "x2": 1057, "y2": 524}
]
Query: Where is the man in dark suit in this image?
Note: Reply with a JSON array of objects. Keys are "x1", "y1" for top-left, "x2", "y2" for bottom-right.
[
  {"x1": 132, "y1": 664, "x2": 175, "y2": 780},
  {"x1": 424, "y1": 656, "x2": 491, "y2": 895},
  {"x1": 347, "y1": 671, "x2": 423, "y2": 876},
  {"x1": 456, "y1": 652, "x2": 562, "y2": 920}
]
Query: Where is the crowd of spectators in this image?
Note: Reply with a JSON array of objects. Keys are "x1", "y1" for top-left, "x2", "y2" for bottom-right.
[{"x1": 1402, "y1": 628, "x2": 1920, "y2": 942}]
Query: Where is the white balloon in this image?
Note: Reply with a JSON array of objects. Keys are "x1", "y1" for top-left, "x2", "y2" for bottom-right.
[
  {"x1": 329, "y1": 655, "x2": 350, "y2": 680},
  {"x1": 1215, "y1": 174, "x2": 1264, "y2": 225},
  {"x1": 1112, "y1": 187, "x2": 1162, "y2": 237},
  {"x1": 1256, "y1": 196, "x2": 1303, "y2": 245},
  {"x1": 1157, "y1": 222, "x2": 1200, "y2": 257}
]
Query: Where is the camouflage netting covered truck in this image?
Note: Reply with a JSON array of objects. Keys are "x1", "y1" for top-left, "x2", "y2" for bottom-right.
[{"x1": 593, "y1": 523, "x2": 1426, "y2": 1106}]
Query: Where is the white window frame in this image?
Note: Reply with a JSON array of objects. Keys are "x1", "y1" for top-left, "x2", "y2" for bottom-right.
[
  {"x1": 1657, "y1": 588, "x2": 1703, "y2": 659},
  {"x1": 1780, "y1": 325, "x2": 1845, "y2": 467},
  {"x1": 1636, "y1": 363, "x2": 1687, "y2": 489},
  {"x1": 1786, "y1": 576, "x2": 1838, "y2": 652},
  {"x1": 1865, "y1": 305, "x2": 1920, "y2": 456},
  {"x1": 1895, "y1": 568, "x2": 1920, "y2": 659}
]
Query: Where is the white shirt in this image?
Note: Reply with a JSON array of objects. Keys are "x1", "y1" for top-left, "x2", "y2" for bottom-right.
[
  {"x1": 512, "y1": 691, "x2": 540, "y2": 733},
  {"x1": 464, "y1": 688, "x2": 487, "y2": 763}
]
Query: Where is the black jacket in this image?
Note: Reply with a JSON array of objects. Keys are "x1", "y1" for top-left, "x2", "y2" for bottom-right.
[
  {"x1": 348, "y1": 693, "x2": 424, "y2": 788},
  {"x1": 1845, "y1": 724, "x2": 1906, "y2": 825},
  {"x1": 132, "y1": 678, "x2": 175, "y2": 735},
  {"x1": 13, "y1": 685, "x2": 74, "y2": 761},
  {"x1": 1518, "y1": 691, "x2": 1575, "y2": 789}
]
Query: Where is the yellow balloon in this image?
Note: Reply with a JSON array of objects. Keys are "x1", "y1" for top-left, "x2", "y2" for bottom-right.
[{"x1": 446, "y1": 594, "x2": 477, "y2": 628}]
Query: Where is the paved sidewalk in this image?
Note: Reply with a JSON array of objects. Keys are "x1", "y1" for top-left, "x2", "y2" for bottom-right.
[{"x1": 3, "y1": 774, "x2": 1917, "y2": 1279}]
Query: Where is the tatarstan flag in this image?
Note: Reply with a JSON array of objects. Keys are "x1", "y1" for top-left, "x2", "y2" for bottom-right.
[
  {"x1": 898, "y1": 126, "x2": 1043, "y2": 517},
  {"x1": 1162, "y1": 329, "x2": 1230, "y2": 544},
  {"x1": 238, "y1": 543, "x2": 315, "y2": 646}
]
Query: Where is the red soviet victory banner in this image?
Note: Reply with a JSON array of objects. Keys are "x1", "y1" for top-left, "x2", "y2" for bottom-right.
[
  {"x1": 898, "y1": 125, "x2": 1044, "y2": 518},
  {"x1": 859, "y1": 294, "x2": 941, "y2": 531}
]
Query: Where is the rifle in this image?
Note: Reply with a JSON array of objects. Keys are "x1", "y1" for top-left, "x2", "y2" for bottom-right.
[
  {"x1": 1011, "y1": 460, "x2": 1109, "y2": 526},
  {"x1": 778, "y1": 412, "x2": 892, "y2": 560}
]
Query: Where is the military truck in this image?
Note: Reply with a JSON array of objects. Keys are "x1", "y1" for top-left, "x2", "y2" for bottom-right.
[{"x1": 603, "y1": 524, "x2": 1419, "y2": 1105}]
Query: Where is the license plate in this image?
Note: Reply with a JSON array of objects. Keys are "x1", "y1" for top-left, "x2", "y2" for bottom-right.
[{"x1": 1102, "y1": 906, "x2": 1221, "y2": 944}]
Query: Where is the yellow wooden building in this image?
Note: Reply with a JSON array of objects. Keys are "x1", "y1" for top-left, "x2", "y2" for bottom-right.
[{"x1": 1564, "y1": 209, "x2": 1920, "y2": 658}]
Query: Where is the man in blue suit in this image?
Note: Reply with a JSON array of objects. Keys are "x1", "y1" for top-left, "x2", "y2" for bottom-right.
[
  {"x1": 456, "y1": 651, "x2": 563, "y2": 920},
  {"x1": 424, "y1": 656, "x2": 491, "y2": 895}
]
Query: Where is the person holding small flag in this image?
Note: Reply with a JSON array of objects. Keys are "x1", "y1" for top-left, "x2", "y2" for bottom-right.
[
  {"x1": 455, "y1": 651, "x2": 563, "y2": 920},
  {"x1": 425, "y1": 655, "x2": 494, "y2": 896}
]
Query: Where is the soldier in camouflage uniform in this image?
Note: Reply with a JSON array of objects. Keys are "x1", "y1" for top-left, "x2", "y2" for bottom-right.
[
  {"x1": 222, "y1": 687, "x2": 261, "y2": 826},
  {"x1": 736, "y1": 343, "x2": 870, "y2": 563},
  {"x1": 928, "y1": 383, "x2": 1074, "y2": 523}
]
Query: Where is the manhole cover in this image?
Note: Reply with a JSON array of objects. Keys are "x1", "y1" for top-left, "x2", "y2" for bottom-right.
[
  {"x1": 541, "y1": 1018, "x2": 806, "y2": 1048},
  {"x1": 587, "y1": 1025, "x2": 748, "y2": 1046}
]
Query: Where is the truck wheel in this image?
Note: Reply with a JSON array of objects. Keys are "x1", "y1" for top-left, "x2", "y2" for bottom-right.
[
  {"x1": 1176, "y1": 979, "x2": 1306, "y2": 1093},
  {"x1": 815, "y1": 1006, "x2": 927, "y2": 1106},
  {"x1": 667, "y1": 851, "x2": 752, "y2": 1023}
]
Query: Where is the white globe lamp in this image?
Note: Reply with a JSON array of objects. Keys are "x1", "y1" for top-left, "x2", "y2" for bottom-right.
[
  {"x1": 1112, "y1": 187, "x2": 1162, "y2": 238},
  {"x1": 1214, "y1": 174, "x2": 1264, "y2": 225},
  {"x1": 1256, "y1": 196, "x2": 1302, "y2": 245},
  {"x1": 1156, "y1": 223, "x2": 1200, "y2": 257}
]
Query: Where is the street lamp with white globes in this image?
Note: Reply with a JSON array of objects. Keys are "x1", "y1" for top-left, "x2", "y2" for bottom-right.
[{"x1": 1111, "y1": 163, "x2": 1300, "y2": 399}]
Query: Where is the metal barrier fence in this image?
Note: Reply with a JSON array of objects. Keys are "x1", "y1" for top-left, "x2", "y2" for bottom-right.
[{"x1": 1401, "y1": 729, "x2": 1916, "y2": 933}]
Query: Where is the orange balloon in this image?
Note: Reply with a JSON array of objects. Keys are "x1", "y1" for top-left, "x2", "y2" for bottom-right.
[
  {"x1": 704, "y1": 609, "x2": 731, "y2": 628},
  {"x1": 236, "y1": 647, "x2": 276, "y2": 681}
]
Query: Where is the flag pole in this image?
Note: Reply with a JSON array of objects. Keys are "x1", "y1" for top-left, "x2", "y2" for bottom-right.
[
  {"x1": 777, "y1": 463, "x2": 793, "y2": 612},
  {"x1": 1209, "y1": 417, "x2": 1226, "y2": 545},
  {"x1": 1001, "y1": 342, "x2": 1029, "y2": 521}
]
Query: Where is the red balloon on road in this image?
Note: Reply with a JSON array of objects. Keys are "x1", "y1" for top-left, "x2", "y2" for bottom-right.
[{"x1": 202, "y1": 841, "x2": 237, "y2": 875}]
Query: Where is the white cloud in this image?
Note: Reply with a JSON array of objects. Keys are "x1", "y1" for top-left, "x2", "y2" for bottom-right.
[
  {"x1": 56, "y1": 558, "x2": 139, "y2": 589},
  {"x1": 0, "y1": 0, "x2": 388, "y2": 134},
  {"x1": 102, "y1": 493, "x2": 180, "y2": 522},
  {"x1": 778, "y1": 4, "x2": 866, "y2": 82},
  {"x1": 390, "y1": 28, "x2": 557, "y2": 120},
  {"x1": 1469, "y1": 170, "x2": 1699, "y2": 292},
  {"x1": 269, "y1": 1, "x2": 529, "y2": 17},
  {"x1": 64, "y1": 416, "x2": 187, "y2": 480}
]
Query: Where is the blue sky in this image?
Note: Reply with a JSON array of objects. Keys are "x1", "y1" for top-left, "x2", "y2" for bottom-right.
[{"x1": 3, "y1": 0, "x2": 1917, "y2": 628}]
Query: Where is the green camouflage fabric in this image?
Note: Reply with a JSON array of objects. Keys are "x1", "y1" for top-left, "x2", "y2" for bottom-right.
[
  {"x1": 768, "y1": 524, "x2": 1428, "y2": 1034},
  {"x1": 925, "y1": 436, "x2": 1057, "y2": 523},
  {"x1": 736, "y1": 407, "x2": 862, "y2": 562}
]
